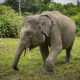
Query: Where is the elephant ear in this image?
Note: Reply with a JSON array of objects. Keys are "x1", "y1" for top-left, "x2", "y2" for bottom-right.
[{"x1": 38, "y1": 15, "x2": 53, "y2": 37}]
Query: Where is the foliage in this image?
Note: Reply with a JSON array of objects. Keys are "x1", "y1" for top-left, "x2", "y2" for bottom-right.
[
  {"x1": 5, "y1": 0, "x2": 80, "y2": 16},
  {"x1": 63, "y1": 4, "x2": 80, "y2": 16},
  {"x1": 0, "y1": 5, "x2": 23, "y2": 38},
  {"x1": 39, "y1": 3, "x2": 80, "y2": 16},
  {"x1": 71, "y1": 13, "x2": 80, "y2": 33},
  {"x1": 5, "y1": 0, "x2": 41, "y2": 13},
  {"x1": 5, "y1": 0, "x2": 19, "y2": 11},
  {"x1": 2, "y1": 1, "x2": 80, "y2": 36}
]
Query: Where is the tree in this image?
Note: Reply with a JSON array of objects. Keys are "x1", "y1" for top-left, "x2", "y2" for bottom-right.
[
  {"x1": 5, "y1": 0, "x2": 19, "y2": 11},
  {"x1": 77, "y1": 0, "x2": 80, "y2": 6},
  {"x1": 41, "y1": 0, "x2": 50, "y2": 4},
  {"x1": 5, "y1": 0, "x2": 41, "y2": 13},
  {"x1": 18, "y1": 0, "x2": 22, "y2": 16}
]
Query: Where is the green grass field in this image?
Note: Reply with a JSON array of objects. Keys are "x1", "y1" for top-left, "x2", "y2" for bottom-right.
[{"x1": 0, "y1": 37, "x2": 80, "y2": 80}]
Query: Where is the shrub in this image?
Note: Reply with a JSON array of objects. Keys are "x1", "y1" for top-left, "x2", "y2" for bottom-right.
[
  {"x1": 71, "y1": 13, "x2": 80, "y2": 33},
  {"x1": 0, "y1": 5, "x2": 23, "y2": 38},
  {"x1": 63, "y1": 4, "x2": 80, "y2": 16},
  {"x1": 39, "y1": 3, "x2": 64, "y2": 12}
]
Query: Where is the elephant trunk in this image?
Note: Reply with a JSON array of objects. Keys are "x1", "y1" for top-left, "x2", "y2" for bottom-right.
[{"x1": 12, "y1": 41, "x2": 27, "y2": 70}]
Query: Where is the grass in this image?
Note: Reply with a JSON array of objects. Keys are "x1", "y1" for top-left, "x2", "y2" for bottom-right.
[{"x1": 0, "y1": 37, "x2": 80, "y2": 80}]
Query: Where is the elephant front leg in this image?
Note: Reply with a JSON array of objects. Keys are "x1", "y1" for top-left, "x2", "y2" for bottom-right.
[
  {"x1": 12, "y1": 42, "x2": 25, "y2": 70},
  {"x1": 45, "y1": 27, "x2": 62, "y2": 72},
  {"x1": 45, "y1": 46, "x2": 62, "y2": 72},
  {"x1": 65, "y1": 44, "x2": 73, "y2": 63}
]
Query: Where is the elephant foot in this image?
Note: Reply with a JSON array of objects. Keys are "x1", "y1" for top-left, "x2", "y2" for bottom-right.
[
  {"x1": 44, "y1": 60, "x2": 54, "y2": 73},
  {"x1": 41, "y1": 65, "x2": 53, "y2": 74},
  {"x1": 45, "y1": 64, "x2": 53, "y2": 73},
  {"x1": 45, "y1": 66, "x2": 53, "y2": 73}
]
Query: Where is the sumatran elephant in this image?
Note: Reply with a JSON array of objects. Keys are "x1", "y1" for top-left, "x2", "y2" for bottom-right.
[{"x1": 12, "y1": 11, "x2": 76, "y2": 72}]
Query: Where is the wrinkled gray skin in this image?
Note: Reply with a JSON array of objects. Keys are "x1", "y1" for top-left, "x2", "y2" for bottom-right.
[{"x1": 12, "y1": 11, "x2": 76, "y2": 72}]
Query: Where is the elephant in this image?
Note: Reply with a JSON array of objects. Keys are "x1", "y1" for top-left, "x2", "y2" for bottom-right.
[{"x1": 12, "y1": 11, "x2": 76, "y2": 72}]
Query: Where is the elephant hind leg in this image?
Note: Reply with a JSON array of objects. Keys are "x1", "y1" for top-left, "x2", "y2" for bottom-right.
[
  {"x1": 40, "y1": 43, "x2": 49, "y2": 64},
  {"x1": 65, "y1": 44, "x2": 73, "y2": 63}
]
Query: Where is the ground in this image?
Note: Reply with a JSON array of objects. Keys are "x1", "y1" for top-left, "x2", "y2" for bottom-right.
[{"x1": 0, "y1": 37, "x2": 80, "y2": 80}]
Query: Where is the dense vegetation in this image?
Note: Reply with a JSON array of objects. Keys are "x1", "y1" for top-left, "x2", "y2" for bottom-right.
[
  {"x1": 0, "y1": 5, "x2": 22, "y2": 38},
  {"x1": 0, "y1": 1, "x2": 80, "y2": 38}
]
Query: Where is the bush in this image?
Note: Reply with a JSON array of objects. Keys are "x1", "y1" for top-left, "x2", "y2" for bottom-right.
[
  {"x1": 39, "y1": 3, "x2": 64, "y2": 12},
  {"x1": 0, "y1": 5, "x2": 23, "y2": 38},
  {"x1": 0, "y1": 4, "x2": 80, "y2": 37},
  {"x1": 63, "y1": 4, "x2": 80, "y2": 16},
  {"x1": 71, "y1": 13, "x2": 80, "y2": 33}
]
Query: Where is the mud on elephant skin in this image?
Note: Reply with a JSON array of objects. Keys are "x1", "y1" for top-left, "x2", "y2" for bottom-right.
[{"x1": 12, "y1": 11, "x2": 76, "y2": 72}]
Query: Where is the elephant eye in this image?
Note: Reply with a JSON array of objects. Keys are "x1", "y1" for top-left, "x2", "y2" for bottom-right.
[{"x1": 41, "y1": 22, "x2": 45, "y2": 26}]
